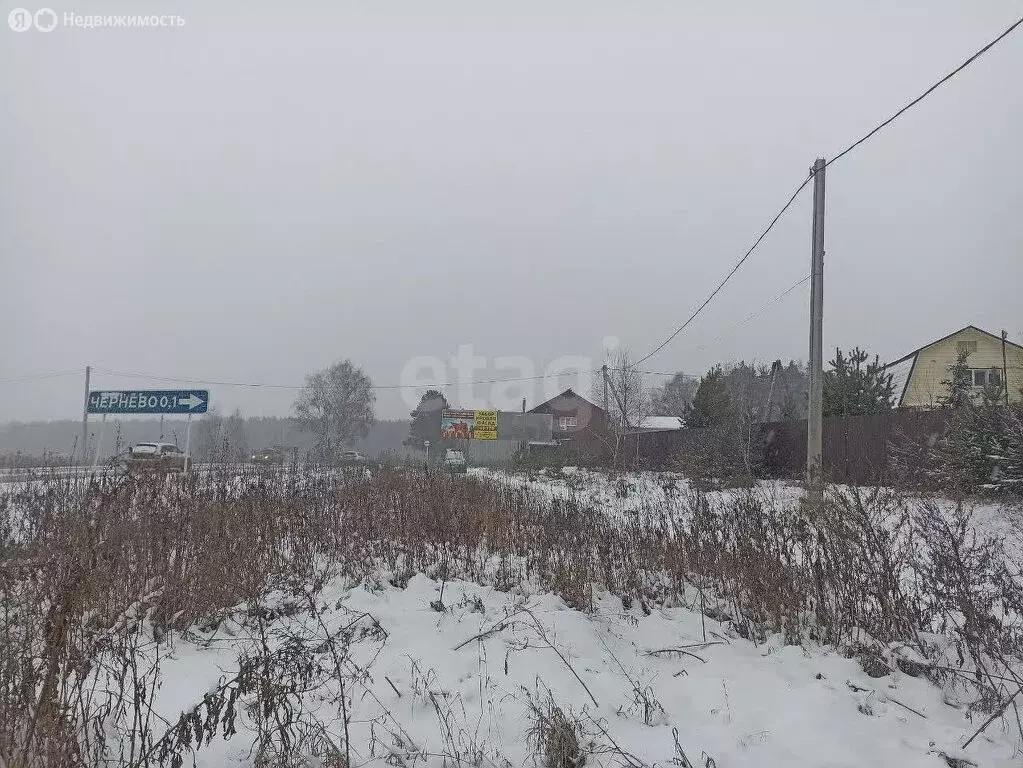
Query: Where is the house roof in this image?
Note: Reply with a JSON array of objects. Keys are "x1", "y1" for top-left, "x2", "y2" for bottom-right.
[
  {"x1": 882, "y1": 325, "x2": 1023, "y2": 370},
  {"x1": 527, "y1": 387, "x2": 603, "y2": 414},
  {"x1": 880, "y1": 325, "x2": 1023, "y2": 407},
  {"x1": 638, "y1": 416, "x2": 684, "y2": 431}
]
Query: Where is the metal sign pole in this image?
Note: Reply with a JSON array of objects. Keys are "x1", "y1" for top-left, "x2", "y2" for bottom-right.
[
  {"x1": 185, "y1": 414, "x2": 193, "y2": 473},
  {"x1": 91, "y1": 414, "x2": 107, "y2": 472},
  {"x1": 80, "y1": 365, "x2": 91, "y2": 465}
]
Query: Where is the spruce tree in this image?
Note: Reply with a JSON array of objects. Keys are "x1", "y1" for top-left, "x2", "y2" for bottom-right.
[
  {"x1": 939, "y1": 350, "x2": 973, "y2": 408},
  {"x1": 687, "y1": 367, "x2": 732, "y2": 428},
  {"x1": 822, "y1": 347, "x2": 895, "y2": 416},
  {"x1": 405, "y1": 390, "x2": 449, "y2": 450}
]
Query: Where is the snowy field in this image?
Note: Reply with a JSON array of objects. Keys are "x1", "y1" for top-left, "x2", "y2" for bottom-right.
[
  {"x1": 473, "y1": 466, "x2": 1023, "y2": 555},
  {"x1": 3, "y1": 466, "x2": 1022, "y2": 766},
  {"x1": 136, "y1": 573, "x2": 1021, "y2": 767}
]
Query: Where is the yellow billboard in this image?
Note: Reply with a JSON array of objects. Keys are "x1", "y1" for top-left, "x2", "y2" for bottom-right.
[{"x1": 474, "y1": 410, "x2": 498, "y2": 440}]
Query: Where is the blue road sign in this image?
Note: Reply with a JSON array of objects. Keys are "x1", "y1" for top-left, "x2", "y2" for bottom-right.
[{"x1": 87, "y1": 389, "x2": 209, "y2": 416}]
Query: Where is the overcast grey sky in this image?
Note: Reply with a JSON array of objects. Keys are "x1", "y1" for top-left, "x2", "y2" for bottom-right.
[{"x1": 2, "y1": 0, "x2": 1021, "y2": 423}]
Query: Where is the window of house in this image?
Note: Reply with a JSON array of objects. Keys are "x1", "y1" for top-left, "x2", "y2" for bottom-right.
[
  {"x1": 957, "y1": 340, "x2": 978, "y2": 355},
  {"x1": 558, "y1": 416, "x2": 578, "y2": 429},
  {"x1": 971, "y1": 369, "x2": 1002, "y2": 388}
]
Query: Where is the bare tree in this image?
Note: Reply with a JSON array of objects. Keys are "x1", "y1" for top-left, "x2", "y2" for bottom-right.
[
  {"x1": 223, "y1": 408, "x2": 249, "y2": 460},
  {"x1": 194, "y1": 407, "x2": 224, "y2": 462},
  {"x1": 648, "y1": 372, "x2": 698, "y2": 419},
  {"x1": 604, "y1": 349, "x2": 647, "y2": 431},
  {"x1": 591, "y1": 350, "x2": 648, "y2": 466},
  {"x1": 293, "y1": 360, "x2": 375, "y2": 464}
]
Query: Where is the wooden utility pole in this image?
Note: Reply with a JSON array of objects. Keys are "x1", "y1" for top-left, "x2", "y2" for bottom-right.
[
  {"x1": 807, "y1": 158, "x2": 826, "y2": 503},
  {"x1": 1002, "y1": 330, "x2": 1011, "y2": 406},
  {"x1": 80, "y1": 365, "x2": 91, "y2": 465},
  {"x1": 602, "y1": 364, "x2": 609, "y2": 417}
]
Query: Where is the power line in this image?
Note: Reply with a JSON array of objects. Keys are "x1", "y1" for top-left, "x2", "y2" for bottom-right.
[
  {"x1": 827, "y1": 13, "x2": 1023, "y2": 169},
  {"x1": 691, "y1": 274, "x2": 811, "y2": 354},
  {"x1": 92, "y1": 366, "x2": 587, "y2": 391},
  {"x1": 92, "y1": 272, "x2": 806, "y2": 393},
  {"x1": 633, "y1": 172, "x2": 813, "y2": 367},
  {"x1": 635, "y1": 14, "x2": 1023, "y2": 367},
  {"x1": 0, "y1": 369, "x2": 81, "y2": 384}
]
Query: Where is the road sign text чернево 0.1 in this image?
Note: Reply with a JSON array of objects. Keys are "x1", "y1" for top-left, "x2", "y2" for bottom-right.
[{"x1": 87, "y1": 389, "x2": 209, "y2": 415}]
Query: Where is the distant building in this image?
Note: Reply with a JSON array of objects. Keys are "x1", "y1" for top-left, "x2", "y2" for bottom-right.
[
  {"x1": 884, "y1": 325, "x2": 1022, "y2": 407},
  {"x1": 636, "y1": 416, "x2": 684, "y2": 432},
  {"x1": 528, "y1": 388, "x2": 609, "y2": 461}
]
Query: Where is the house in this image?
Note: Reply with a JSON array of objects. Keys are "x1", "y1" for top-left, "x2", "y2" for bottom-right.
[
  {"x1": 528, "y1": 388, "x2": 609, "y2": 461},
  {"x1": 884, "y1": 325, "x2": 1023, "y2": 408}
]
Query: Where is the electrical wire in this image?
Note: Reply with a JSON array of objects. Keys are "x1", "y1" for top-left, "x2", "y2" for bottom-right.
[
  {"x1": 0, "y1": 370, "x2": 81, "y2": 384},
  {"x1": 633, "y1": 172, "x2": 813, "y2": 367},
  {"x1": 92, "y1": 366, "x2": 586, "y2": 391},
  {"x1": 92, "y1": 274, "x2": 808, "y2": 392},
  {"x1": 691, "y1": 274, "x2": 811, "y2": 354},
  {"x1": 633, "y1": 13, "x2": 1023, "y2": 367},
  {"x1": 826, "y1": 13, "x2": 1023, "y2": 169},
  {"x1": 26, "y1": 17, "x2": 1023, "y2": 398}
]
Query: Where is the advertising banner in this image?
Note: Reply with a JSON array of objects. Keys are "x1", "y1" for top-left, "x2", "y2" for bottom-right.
[
  {"x1": 440, "y1": 410, "x2": 475, "y2": 440},
  {"x1": 440, "y1": 409, "x2": 500, "y2": 440}
]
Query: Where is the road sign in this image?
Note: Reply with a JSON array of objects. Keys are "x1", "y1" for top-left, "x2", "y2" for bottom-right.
[{"x1": 87, "y1": 389, "x2": 209, "y2": 415}]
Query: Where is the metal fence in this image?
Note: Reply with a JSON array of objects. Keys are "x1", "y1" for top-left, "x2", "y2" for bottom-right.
[{"x1": 625, "y1": 410, "x2": 954, "y2": 484}]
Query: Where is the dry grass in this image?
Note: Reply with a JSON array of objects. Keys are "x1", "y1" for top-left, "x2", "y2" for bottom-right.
[{"x1": 0, "y1": 465, "x2": 1021, "y2": 765}]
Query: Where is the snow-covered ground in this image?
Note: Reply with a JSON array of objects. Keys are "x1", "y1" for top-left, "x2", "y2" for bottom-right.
[
  {"x1": 472, "y1": 466, "x2": 804, "y2": 520},
  {"x1": 6, "y1": 467, "x2": 1022, "y2": 765},
  {"x1": 144, "y1": 573, "x2": 1020, "y2": 767},
  {"x1": 473, "y1": 466, "x2": 1023, "y2": 554}
]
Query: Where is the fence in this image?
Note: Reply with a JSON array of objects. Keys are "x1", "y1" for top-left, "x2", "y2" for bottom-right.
[{"x1": 625, "y1": 410, "x2": 953, "y2": 485}]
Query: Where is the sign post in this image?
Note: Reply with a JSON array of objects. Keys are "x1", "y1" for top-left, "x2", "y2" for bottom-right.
[
  {"x1": 87, "y1": 389, "x2": 210, "y2": 474},
  {"x1": 86, "y1": 389, "x2": 209, "y2": 417},
  {"x1": 91, "y1": 414, "x2": 107, "y2": 471},
  {"x1": 185, "y1": 415, "x2": 193, "y2": 472}
]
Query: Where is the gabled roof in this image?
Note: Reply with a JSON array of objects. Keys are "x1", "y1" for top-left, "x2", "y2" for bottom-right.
[
  {"x1": 880, "y1": 325, "x2": 1022, "y2": 408},
  {"x1": 527, "y1": 387, "x2": 603, "y2": 414},
  {"x1": 882, "y1": 325, "x2": 1023, "y2": 370}
]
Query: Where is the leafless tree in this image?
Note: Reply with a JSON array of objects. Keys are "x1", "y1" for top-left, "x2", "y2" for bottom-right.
[
  {"x1": 293, "y1": 360, "x2": 376, "y2": 464},
  {"x1": 648, "y1": 373, "x2": 698, "y2": 419},
  {"x1": 223, "y1": 408, "x2": 249, "y2": 460},
  {"x1": 194, "y1": 406, "x2": 224, "y2": 462},
  {"x1": 605, "y1": 349, "x2": 647, "y2": 431}
]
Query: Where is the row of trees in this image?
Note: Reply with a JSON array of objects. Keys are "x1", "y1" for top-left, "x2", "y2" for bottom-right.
[{"x1": 606, "y1": 345, "x2": 896, "y2": 433}]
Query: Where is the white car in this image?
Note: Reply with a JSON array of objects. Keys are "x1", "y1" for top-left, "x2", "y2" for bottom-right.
[
  {"x1": 339, "y1": 450, "x2": 367, "y2": 465},
  {"x1": 444, "y1": 449, "x2": 467, "y2": 474},
  {"x1": 125, "y1": 442, "x2": 189, "y2": 473}
]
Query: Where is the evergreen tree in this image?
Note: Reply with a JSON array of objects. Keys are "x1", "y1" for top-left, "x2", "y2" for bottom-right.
[
  {"x1": 688, "y1": 367, "x2": 732, "y2": 428},
  {"x1": 822, "y1": 347, "x2": 896, "y2": 416},
  {"x1": 939, "y1": 349, "x2": 973, "y2": 408},
  {"x1": 405, "y1": 390, "x2": 449, "y2": 450}
]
